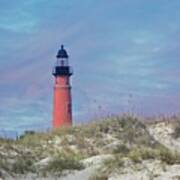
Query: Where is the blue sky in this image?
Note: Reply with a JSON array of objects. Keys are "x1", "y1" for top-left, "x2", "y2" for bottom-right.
[{"x1": 0, "y1": 0, "x2": 180, "y2": 134}]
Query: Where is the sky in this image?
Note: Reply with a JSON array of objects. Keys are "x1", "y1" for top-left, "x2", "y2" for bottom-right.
[{"x1": 0, "y1": 0, "x2": 180, "y2": 134}]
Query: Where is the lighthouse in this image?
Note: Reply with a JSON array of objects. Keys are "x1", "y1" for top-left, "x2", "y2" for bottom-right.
[{"x1": 52, "y1": 45, "x2": 73, "y2": 128}]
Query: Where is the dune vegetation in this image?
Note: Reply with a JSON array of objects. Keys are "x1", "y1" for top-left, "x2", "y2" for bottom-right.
[{"x1": 0, "y1": 115, "x2": 180, "y2": 179}]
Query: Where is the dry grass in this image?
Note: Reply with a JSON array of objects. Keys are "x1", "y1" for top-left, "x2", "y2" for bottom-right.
[
  {"x1": 43, "y1": 152, "x2": 84, "y2": 176},
  {"x1": 172, "y1": 121, "x2": 180, "y2": 139},
  {"x1": 1, "y1": 115, "x2": 180, "y2": 178}
]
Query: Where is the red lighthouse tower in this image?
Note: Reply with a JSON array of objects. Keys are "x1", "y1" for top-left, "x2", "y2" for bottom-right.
[{"x1": 52, "y1": 45, "x2": 73, "y2": 128}]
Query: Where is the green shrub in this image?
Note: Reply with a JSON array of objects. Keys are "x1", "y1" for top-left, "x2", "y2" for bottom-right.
[
  {"x1": 0, "y1": 158, "x2": 10, "y2": 172},
  {"x1": 104, "y1": 156, "x2": 124, "y2": 169},
  {"x1": 113, "y1": 144, "x2": 130, "y2": 154},
  {"x1": 44, "y1": 153, "x2": 84, "y2": 175},
  {"x1": 128, "y1": 147, "x2": 180, "y2": 165},
  {"x1": 90, "y1": 155, "x2": 123, "y2": 180},
  {"x1": 128, "y1": 148, "x2": 142, "y2": 163},
  {"x1": 157, "y1": 148, "x2": 180, "y2": 165},
  {"x1": 11, "y1": 157, "x2": 35, "y2": 174},
  {"x1": 90, "y1": 174, "x2": 108, "y2": 180},
  {"x1": 172, "y1": 121, "x2": 180, "y2": 139}
]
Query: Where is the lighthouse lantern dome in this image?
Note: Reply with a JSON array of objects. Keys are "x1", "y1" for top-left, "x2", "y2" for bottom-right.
[
  {"x1": 55, "y1": 45, "x2": 69, "y2": 67},
  {"x1": 56, "y1": 45, "x2": 69, "y2": 59}
]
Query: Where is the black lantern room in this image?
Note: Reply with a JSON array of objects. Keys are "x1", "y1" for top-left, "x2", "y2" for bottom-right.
[{"x1": 53, "y1": 45, "x2": 73, "y2": 77}]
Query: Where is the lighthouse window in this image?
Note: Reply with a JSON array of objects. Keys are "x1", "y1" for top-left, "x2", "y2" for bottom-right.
[
  {"x1": 56, "y1": 59, "x2": 61, "y2": 66},
  {"x1": 66, "y1": 79, "x2": 69, "y2": 85},
  {"x1": 67, "y1": 103, "x2": 71, "y2": 113},
  {"x1": 61, "y1": 60, "x2": 64, "y2": 66}
]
